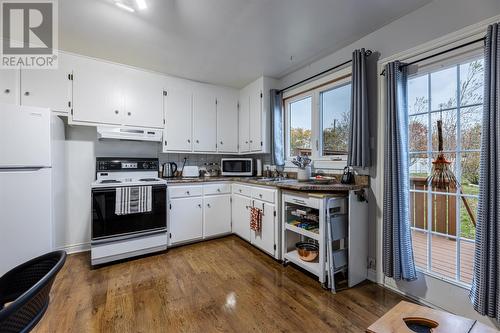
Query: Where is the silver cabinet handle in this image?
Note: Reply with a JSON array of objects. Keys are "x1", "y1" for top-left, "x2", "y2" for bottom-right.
[
  {"x1": 114, "y1": 110, "x2": 119, "y2": 114},
  {"x1": 127, "y1": 112, "x2": 131, "y2": 116},
  {"x1": 187, "y1": 139, "x2": 191, "y2": 143},
  {"x1": 245, "y1": 141, "x2": 248, "y2": 144},
  {"x1": 196, "y1": 140, "x2": 199, "y2": 143},
  {"x1": 262, "y1": 203, "x2": 265, "y2": 215},
  {"x1": 186, "y1": 191, "x2": 190, "y2": 195},
  {"x1": 239, "y1": 189, "x2": 242, "y2": 193},
  {"x1": 207, "y1": 203, "x2": 211, "y2": 208},
  {"x1": 198, "y1": 204, "x2": 201, "y2": 208},
  {"x1": 217, "y1": 188, "x2": 221, "y2": 192},
  {"x1": 220, "y1": 141, "x2": 223, "y2": 145},
  {"x1": 4, "y1": 89, "x2": 10, "y2": 94},
  {"x1": 250, "y1": 140, "x2": 253, "y2": 143},
  {"x1": 164, "y1": 140, "x2": 167, "y2": 146},
  {"x1": 259, "y1": 194, "x2": 263, "y2": 198},
  {"x1": 24, "y1": 91, "x2": 30, "y2": 96}
]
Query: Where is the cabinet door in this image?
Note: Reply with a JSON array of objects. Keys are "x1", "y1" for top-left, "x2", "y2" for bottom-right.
[
  {"x1": 238, "y1": 95, "x2": 250, "y2": 152},
  {"x1": 217, "y1": 92, "x2": 238, "y2": 153},
  {"x1": 20, "y1": 53, "x2": 74, "y2": 112},
  {"x1": 204, "y1": 195, "x2": 231, "y2": 238},
  {"x1": 163, "y1": 88, "x2": 192, "y2": 152},
  {"x1": 231, "y1": 194, "x2": 251, "y2": 241},
  {"x1": 72, "y1": 57, "x2": 124, "y2": 125},
  {"x1": 251, "y1": 200, "x2": 275, "y2": 256},
  {"x1": 249, "y1": 89, "x2": 262, "y2": 151},
  {"x1": 193, "y1": 88, "x2": 217, "y2": 152},
  {"x1": 0, "y1": 68, "x2": 19, "y2": 105},
  {"x1": 169, "y1": 197, "x2": 203, "y2": 245},
  {"x1": 122, "y1": 69, "x2": 164, "y2": 128}
]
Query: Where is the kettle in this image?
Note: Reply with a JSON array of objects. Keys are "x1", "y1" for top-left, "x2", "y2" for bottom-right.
[{"x1": 162, "y1": 162, "x2": 178, "y2": 178}]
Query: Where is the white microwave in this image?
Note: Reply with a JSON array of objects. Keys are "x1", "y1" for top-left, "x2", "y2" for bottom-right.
[{"x1": 220, "y1": 158, "x2": 253, "y2": 176}]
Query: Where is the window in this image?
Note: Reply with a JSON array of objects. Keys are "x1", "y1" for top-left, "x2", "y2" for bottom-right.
[
  {"x1": 408, "y1": 55, "x2": 484, "y2": 286},
  {"x1": 285, "y1": 73, "x2": 351, "y2": 167}
]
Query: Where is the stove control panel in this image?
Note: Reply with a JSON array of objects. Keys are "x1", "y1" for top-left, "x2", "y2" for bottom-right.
[{"x1": 96, "y1": 158, "x2": 159, "y2": 172}]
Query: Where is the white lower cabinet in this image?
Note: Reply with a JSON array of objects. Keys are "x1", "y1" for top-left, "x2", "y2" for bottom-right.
[
  {"x1": 251, "y1": 200, "x2": 276, "y2": 256},
  {"x1": 169, "y1": 196, "x2": 203, "y2": 245},
  {"x1": 204, "y1": 195, "x2": 231, "y2": 237},
  {"x1": 231, "y1": 194, "x2": 252, "y2": 241}
]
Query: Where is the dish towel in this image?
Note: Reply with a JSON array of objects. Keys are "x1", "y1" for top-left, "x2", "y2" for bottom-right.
[
  {"x1": 250, "y1": 207, "x2": 262, "y2": 232},
  {"x1": 115, "y1": 186, "x2": 152, "y2": 215}
]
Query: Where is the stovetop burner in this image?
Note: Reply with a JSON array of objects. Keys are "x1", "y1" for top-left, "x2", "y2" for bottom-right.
[{"x1": 100, "y1": 179, "x2": 122, "y2": 184}]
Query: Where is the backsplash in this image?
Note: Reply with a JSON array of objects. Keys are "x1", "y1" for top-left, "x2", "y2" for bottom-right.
[{"x1": 158, "y1": 152, "x2": 272, "y2": 169}]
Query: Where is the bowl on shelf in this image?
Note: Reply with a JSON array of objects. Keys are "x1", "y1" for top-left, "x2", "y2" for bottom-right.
[{"x1": 296, "y1": 242, "x2": 319, "y2": 262}]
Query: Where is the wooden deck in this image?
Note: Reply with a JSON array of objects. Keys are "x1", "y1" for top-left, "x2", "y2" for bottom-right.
[{"x1": 412, "y1": 229, "x2": 475, "y2": 284}]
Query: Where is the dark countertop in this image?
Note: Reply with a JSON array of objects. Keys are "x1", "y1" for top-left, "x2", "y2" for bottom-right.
[{"x1": 164, "y1": 176, "x2": 368, "y2": 192}]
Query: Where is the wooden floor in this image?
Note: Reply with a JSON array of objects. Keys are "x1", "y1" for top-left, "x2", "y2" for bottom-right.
[
  {"x1": 412, "y1": 229, "x2": 475, "y2": 284},
  {"x1": 34, "y1": 236, "x2": 407, "y2": 333}
]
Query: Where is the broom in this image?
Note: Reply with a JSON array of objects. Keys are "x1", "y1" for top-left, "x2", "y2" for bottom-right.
[{"x1": 426, "y1": 120, "x2": 476, "y2": 227}]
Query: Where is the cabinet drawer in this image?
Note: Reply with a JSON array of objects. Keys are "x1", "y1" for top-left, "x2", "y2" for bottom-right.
[
  {"x1": 204, "y1": 183, "x2": 231, "y2": 195},
  {"x1": 232, "y1": 183, "x2": 252, "y2": 197},
  {"x1": 251, "y1": 187, "x2": 275, "y2": 203},
  {"x1": 283, "y1": 194, "x2": 320, "y2": 209},
  {"x1": 168, "y1": 185, "x2": 203, "y2": 198}
]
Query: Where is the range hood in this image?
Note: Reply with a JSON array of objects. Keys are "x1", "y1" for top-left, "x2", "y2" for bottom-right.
[{"x1": 97, "y1": 126, "x2": 163, "y2": 142}]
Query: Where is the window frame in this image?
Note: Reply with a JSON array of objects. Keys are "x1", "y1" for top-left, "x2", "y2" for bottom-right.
[
  {"x1": 283, "y1": 68, "x2": 352, "y2": 169},
  {"x1": 407, "y1": 49, "x2": 484, "y2": 288}
]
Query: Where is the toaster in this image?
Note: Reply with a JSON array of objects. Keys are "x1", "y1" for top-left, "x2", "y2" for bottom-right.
[{"x1": 182, "y1": 166, "x2": 200, "y2": 178}]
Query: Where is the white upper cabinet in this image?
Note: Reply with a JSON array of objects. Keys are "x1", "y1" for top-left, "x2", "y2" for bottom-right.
[
  {"x1": 193, "y1": 86, "x2": 217, "y2": 152},
  {"x1": 20, "y1": 53, "x2": 74, "y2": 113},
  {"x1": 71, "y1": 56, "x2": 124, "y2": 125},
  {"x1": 238, "y1": 93, "x2": 250, "y2": 153},
  {"x1": 238, "y1": 76, "x2": 277, "y2": 154},
  {"x1": 121, "y1": 68, "x2": 164, "y2": 128},
  {"x1": 0, "y1": 68, "x2": 19, "y2": 105},
  {"x1": 217, "y1": 89, "x2": 239, "y2": 153},
  {"x1": 163, "y1": 87, "x2": 192, "y2": 152},
  {"x1": 249, "y1": 86, "x2": 263, "y2": 151}
]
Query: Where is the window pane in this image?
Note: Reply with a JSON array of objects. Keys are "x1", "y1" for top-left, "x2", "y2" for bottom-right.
[
  {"x1": 289, "y1": 97, "x2": 312, "y2": 156},
  {"x1": 409, "y1": 114, "x2": 428, "y2": 152},
  {"x1": 461, "y1": 152, "x2": 480, "y2": 192},
  {"x1": 321, "y1": 84, "x2": 351, "y2": 156},
  {"x1": 408, "y1": 75, "x2": 429, "y2": 115},
  {"x1": 431, "y1": 110, "x2": 457, "y2": 152},
  {"x1": 431, "y1": 66, "x2": 457, "y2": 110},
  {"x1": 460, "y1": 239, "x2": 475, "y2": 284},
  {"x1": 412, "y1": 229, "x2": 428, "y2": 270},
  {"x1": 461, "y1": 105, "x2": 482, "y2": 150},
  {"x1": 431, "y1": 193, "x2": 457, "y2": 233},
  {"x1": 431, "y1": 233, "x2": 456, "y2": 280},
  {"x1": 460, "y1": 196, "x2": 477, "y2": 240},
  {"x1": 460, "y1": 59, "x2": 484, "y2": 106},
  {"x1": 409, "y1": 153, "x2": 430, "y2": 179}
]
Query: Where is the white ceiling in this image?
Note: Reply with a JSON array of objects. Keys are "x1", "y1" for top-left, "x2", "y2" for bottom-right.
[{"x1": 59, "y1": 0, "x2": 432, "y2": 88}]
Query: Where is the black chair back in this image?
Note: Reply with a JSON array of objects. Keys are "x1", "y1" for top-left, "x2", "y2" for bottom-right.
[{"x1": 0, "y1": 251, "x2": 67, "y2": 333}]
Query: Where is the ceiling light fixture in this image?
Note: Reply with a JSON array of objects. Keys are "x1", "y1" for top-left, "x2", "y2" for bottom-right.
[
  {"x1": 115, "y1": 1, "x2": 135, "y2": 12},
  {"x1": 135, "y1": 0, "x2": 147, "y2": 10}
]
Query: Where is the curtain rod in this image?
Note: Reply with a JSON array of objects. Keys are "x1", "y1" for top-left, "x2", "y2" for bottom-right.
[
  {"x1": 278, "y1": 49, "x2": 372, "y2": 94},
  {"x1": 379, "y1": 37, "x2": 486, "y2": 76}
]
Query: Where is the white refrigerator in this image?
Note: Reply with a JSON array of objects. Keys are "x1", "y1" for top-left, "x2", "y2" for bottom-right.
[{"x1": 0, "y1": 103, "x2": 65, "y2": 275}]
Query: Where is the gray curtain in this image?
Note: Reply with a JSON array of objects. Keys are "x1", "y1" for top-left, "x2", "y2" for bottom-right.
[
  {"x1": 383, "y1": 61, "x2": 417, "y2": 281},
  {"x1": 270, "y1": 89, "x2": 285, "y2": 171},
  {"x1": 470, "y1": 23, "x2": 500, "y2": 320},
  {"x1": 348, "y1": 49, "x2": 371, "y2": 167}
]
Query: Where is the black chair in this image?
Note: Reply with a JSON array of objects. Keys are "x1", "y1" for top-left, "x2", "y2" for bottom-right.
[{"x1": 0, "y1": 251, "x2": 67, "y2": 333}]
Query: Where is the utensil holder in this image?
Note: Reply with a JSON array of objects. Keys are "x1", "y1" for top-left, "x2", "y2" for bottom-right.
[{"x1": 297, "y1": 165, "x2": 311, "y2": 181}]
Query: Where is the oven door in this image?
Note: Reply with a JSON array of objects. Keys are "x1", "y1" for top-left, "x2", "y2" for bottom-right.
[{"x1": 91, "y1": 185, "x2": 167, "y2": 242}]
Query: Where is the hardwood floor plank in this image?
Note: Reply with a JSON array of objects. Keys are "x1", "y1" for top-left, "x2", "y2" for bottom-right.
[{"x1": 32, "y1": 236, "x2": 409, "y2": 332}]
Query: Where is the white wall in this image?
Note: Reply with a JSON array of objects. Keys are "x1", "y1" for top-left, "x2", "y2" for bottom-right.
[{"x1": 278, "y1": 0, "x2": 500, "y2": 327}]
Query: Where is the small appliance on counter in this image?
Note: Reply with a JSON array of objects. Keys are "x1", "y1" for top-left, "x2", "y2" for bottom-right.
[
  {"x1": 204, "y1": 163, "x2": 220, "y2": 177},
  {"x1": 220, "y1": 158, "x2": 253, "y2": 176},
  {"x1": 256, "y1": 159, "x2": 263, "y2": 177},
  {"x1": 182, "y1": 165, "x2": 200, "y2": 178},
  {"x1": 162, "y1": 162, "x2": 177, "y2": 178},
  {"x1": 91, "y1": 158, "x2": 167, "y2": 266}
]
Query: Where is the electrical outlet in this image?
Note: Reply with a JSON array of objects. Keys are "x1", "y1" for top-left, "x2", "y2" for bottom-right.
[{"x1": 367, "y1": 257, "x2": 376, "y2": 270}]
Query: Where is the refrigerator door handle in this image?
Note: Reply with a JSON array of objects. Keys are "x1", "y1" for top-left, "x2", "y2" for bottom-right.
[{"x1": 0, "y1": 167, "x2": 48, "y2": 172}]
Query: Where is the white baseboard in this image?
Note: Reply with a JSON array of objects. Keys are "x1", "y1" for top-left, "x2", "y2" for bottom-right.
[
  {"x1": 57, "y1": 242, "x2": 90, "y2": 254},
  {"x1": 367, "y1": 268, "x2": 377, "y2": 282}
]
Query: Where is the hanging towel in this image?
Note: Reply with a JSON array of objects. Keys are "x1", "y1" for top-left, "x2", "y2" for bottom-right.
[
  {"x1": 115, "y1": 186, "x2": 152, "y2": 215},
  {"x1": 250, "y1": 207, "x2": 262, "y2": 233}
]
